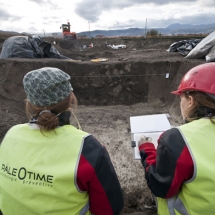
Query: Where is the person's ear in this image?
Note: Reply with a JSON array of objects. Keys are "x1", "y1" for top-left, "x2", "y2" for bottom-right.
[{"x1": 188, "y1": 95, "x2": 195, "y2": 108}]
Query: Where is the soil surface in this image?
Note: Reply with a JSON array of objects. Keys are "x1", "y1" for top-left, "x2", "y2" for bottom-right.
[{"x1": 0, "y1": 36, "x2": 206, "y2": 214}]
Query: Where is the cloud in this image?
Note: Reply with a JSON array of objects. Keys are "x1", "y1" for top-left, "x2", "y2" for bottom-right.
[
  {"x1": 96, "y1": 19, "x2": 143, "y2": 30},
  {"x1": 0, "y1": 8, "x2": 12, "y2": 20},
  {"x1": 0, "y1": 7, "x2": 21, "y2": 22},
  {"x1": 27, "y1": 26, "x2": 38, "y2": 31},
  {"x1": 95, "y1": 12, "x2": 215, "y2": 30},
  {"x1": 28, "y1": 0, "x2": 58, "y2": 9},
  {"x1": 75, "y1": 0, "x2": 199, "y2": 22},
  {"x1": 199, "y1": 0, "x2": 215, "y2": 6},
  {"x1": 178, "y1": 13, "x2": 215, "y2": 25},
  {"x1": 28, "y1": 0, "x2": 45, "y2": 3}
]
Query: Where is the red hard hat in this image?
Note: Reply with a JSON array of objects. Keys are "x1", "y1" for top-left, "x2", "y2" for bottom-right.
[{"x1": 171, "y1": 63, "x2": 215, "y2": 95}]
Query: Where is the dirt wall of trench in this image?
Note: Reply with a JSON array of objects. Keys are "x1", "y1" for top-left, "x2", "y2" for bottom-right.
[
  {"x1": 0, "y1": 58, "x2": 204, "y2": 124},
  {"x1": 0, "y1": 56, "x2": 205, "y2": 214}
]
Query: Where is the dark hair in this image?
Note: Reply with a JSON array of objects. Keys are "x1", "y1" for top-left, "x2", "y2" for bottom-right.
[
  {"x1": 25, "y1": 92, "x2": 78, "y2": 131},
  {"x1": 185, "y1": 91, "x2": 215, "y2": 124}
]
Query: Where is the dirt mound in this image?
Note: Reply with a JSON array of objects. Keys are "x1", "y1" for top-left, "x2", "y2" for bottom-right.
[{"x1": 58, "y1": 39, "x2": 84, "y2": 51}]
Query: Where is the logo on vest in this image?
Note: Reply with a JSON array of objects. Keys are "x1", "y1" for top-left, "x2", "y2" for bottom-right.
[{"x1": 1, "y1": 164, "x2": 54, "y2": 187}]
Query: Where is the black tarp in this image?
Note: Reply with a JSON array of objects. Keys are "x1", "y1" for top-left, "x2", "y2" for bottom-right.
[
  {"x1": 0, "y1": 35, "x2": 69, "y2": 59},
  {"x1": 167, "y1": 39, "x2": 202, "y2": 56}
]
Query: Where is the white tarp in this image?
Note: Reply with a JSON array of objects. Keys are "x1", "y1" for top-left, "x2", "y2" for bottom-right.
[{"x1": 185, "y1": 31, "x2": 215, "y2": 61}]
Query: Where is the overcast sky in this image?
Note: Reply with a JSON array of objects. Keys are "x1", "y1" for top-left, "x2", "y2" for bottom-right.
[{"x1": 0, "y1": 0, "x2": 215, "y2": 34}]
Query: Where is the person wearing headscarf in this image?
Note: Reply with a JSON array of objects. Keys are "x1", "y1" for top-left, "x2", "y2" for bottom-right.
[{"x1": 0, "y1": 67, "x2": 124, "y2": 215}]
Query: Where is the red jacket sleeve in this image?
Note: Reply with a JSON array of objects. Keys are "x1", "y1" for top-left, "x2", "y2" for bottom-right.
[
  {"x1": 139, "y1": 128, "x2": 194, "y2": 198},
  {"x1": 77, "y1": 135, "x2": 124, "y2": 215}
]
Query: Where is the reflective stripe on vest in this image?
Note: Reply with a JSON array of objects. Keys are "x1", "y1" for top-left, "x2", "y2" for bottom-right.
[
  {"x1": 157, "y1": 118, "x2": 215, "y2": 215},
  {"x1": 0, "y1": 124, "x2": 91, "y2": 215}
]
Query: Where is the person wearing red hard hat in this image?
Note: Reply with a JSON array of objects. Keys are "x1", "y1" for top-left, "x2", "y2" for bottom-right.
[{"x1": 138, "y1": 63, "x2": 215, "y2": 215}]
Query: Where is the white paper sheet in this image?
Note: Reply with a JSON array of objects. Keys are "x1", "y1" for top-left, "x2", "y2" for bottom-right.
[
  {"x1": 130, "y1": 114, "x2": 171, "y2": 133},
  {"x1": 130, "y1": 114, "x2": 171, "y2": 159}
]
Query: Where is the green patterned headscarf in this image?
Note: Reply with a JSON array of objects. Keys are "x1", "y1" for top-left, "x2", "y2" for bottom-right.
[{"x1": 23, "y1": 67, "x2": 73, "y2": 106}]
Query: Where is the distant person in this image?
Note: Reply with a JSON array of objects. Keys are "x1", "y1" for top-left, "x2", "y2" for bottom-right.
[
  {"x1": 0, "y1": 67, "x2": 124, "y2": 215},
  {"x1": 138, "y1": 63, "x2": 215, "y2": 214}
]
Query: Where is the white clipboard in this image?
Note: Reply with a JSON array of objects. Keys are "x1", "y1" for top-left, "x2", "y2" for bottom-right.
[{"x1": 130, "y1": 114, "x2": 171, "y2": 160}]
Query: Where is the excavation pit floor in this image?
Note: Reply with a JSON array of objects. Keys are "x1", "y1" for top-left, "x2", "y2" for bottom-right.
[{"x1": 0, "y1": 37, "x2": 206, "y2": 214}]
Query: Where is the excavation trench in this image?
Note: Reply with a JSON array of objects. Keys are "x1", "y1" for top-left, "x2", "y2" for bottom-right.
[{"x1": 0, "y1": 57, "x2": 204, "y2": 214}]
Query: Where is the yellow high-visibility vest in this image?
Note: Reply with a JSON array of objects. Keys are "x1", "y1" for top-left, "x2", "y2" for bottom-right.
[
  {"x1": 157, "y1": 118, "x2": 215, "y2": 215},
  {"x1": 0, "y1": 124, "x2": 91, "y2": 215}
]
